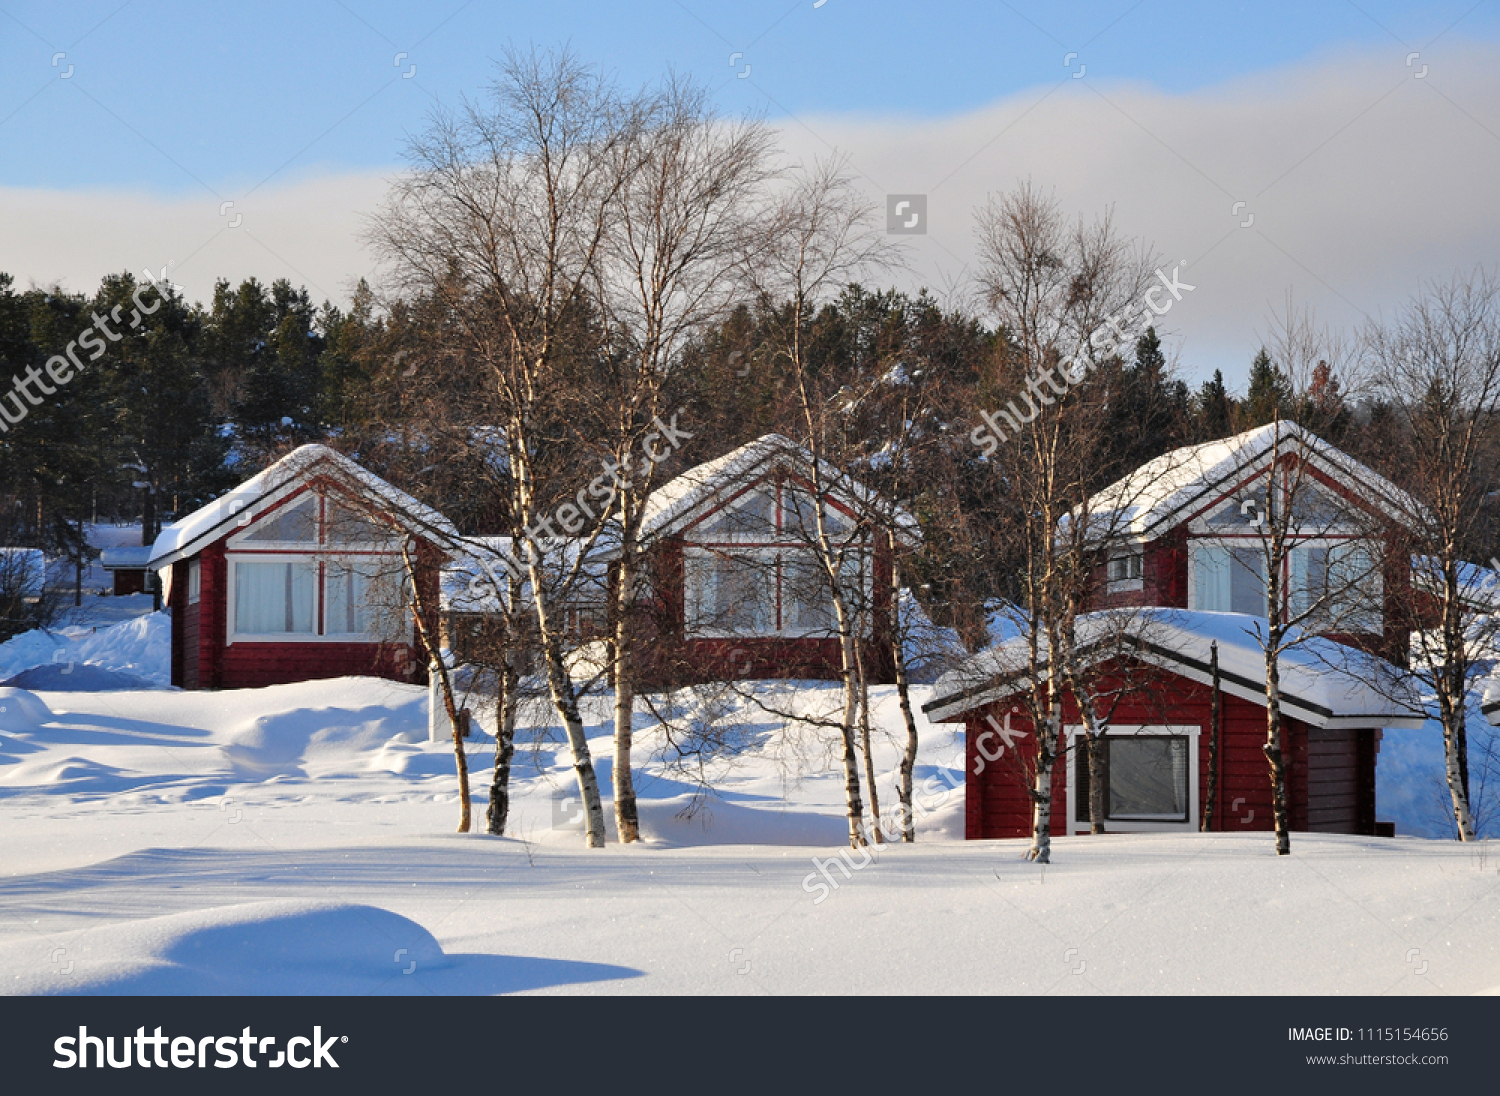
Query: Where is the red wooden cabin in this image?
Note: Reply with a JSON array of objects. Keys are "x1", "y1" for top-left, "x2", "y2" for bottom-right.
[
  {"x1": 923, "y1": 610, "x2": 1422, "y2": 839},
  {"x1": 924, "y1": 423, "x2": 1427, "y2": 840},
  {"x1": 632, "y1": 435, "x2": 919, "y2": 688},
  {"x1": 148, "y1": 445, "x2": 457, "y2": 690}
]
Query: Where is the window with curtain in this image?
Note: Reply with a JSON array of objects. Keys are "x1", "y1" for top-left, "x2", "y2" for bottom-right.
[
  {"x1": 1076, "y1": 735, "x2": 1190, "y2": 822},
  {"x1": 685, "y1": 552, "x2": 775, "y2": 634},
  {"x1": 325, "y1": 560, "x2": 404, "y2": 638},
  {"x1": 234, "y1": 561, "x2": 316, "y2": 634},
  {"x1": 1191, "y1": 543, "x2": 1266, "y2": 614},
  {"x1": 1290, "y1": 542, "x2": 1382, "y2": 632}
]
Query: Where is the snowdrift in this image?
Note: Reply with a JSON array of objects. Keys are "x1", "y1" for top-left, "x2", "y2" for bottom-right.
[{"x1": 0, "y1": 900, "x2": 449, "y2": 995}]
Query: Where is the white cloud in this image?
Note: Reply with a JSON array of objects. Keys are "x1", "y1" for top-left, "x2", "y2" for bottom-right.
[
  {"x1": 4, "y1": 43, "x2": 1498, "y2": 388},
  {"x1": 0, "y1": 170, "x2": 392, "y2": 308},
  {"x1": 777, "y1": 42, "x2": 1500, "y2": 386}
]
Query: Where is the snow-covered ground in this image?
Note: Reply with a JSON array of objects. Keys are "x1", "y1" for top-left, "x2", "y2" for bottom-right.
[{"x1": 0, "y1": 594, "x2": 1497, "y2": 995}]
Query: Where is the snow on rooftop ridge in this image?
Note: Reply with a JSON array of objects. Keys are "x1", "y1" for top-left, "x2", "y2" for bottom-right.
[
  {"x1": 1078, "y1": 421, "x2": 1423, "y2": 542},
  {"x1": 924, "y1": 607, "x2": 1424, "y2": 728},
  {"x1": 149, "y1": 444, "x2": 459, "y2": 567},
  {"x1": 640, "y1": 433, "x2": 919, "y2": 542}
]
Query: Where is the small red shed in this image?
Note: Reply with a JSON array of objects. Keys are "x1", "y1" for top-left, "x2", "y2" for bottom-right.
[
  {"x1": 99, "y1": 546, "x2": 152, "y2": 596},
  {"x1": 148, "y1": 445, "x2": 458, "y2": 690},
  {"x1": 922, "y1": 609, "x2": 1425, "y2": 839},
  {"x1": 632, "y1": 434, "x2": 919, "y2": 687}
]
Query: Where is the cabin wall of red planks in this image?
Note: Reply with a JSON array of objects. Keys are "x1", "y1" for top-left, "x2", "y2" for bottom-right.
[
  {"x1": 959, "y1": 658, "x2": 1382, "y2": 840},
  {"x1": 168, "y1": 537, "x2": 439, "y2": 691},
  {"x1": 111, "y1": 569, "x2": 148, "y2": 596}
]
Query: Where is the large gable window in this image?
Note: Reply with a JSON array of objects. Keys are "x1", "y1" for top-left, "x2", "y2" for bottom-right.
[
  {"x1": 226, "y1": 490, "x2": 407, "y2": 643},
  {"x1": 684, "y1": 474, "x2": 869, "y2": 639},
  {"x1": 684, "y1": 548, "x2": 864, "y2": 638},
  {"x1": 1189, "y1": 539, "x2": 1381, "y2": 632}
]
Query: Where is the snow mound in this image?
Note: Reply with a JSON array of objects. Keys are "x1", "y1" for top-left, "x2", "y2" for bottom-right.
[
  {"x1": 0, "y1": 610, "x2": 170, "y2": 688},
  {"x1": 0, "y1": 900, "x2": 449, "y2": 995},
  {"x1": 0, "y1": 687, "x2": 54, "y2": 731},
  {"x1": 2, "y1": 664, "x2": 159, "y2": 692},
  {"x1": 634, "y1": 795, "x2": 849, "y2": 846},
  {"x1": 221, "y1": 686, "x2": 429, "y2": 778},
  {"x1": 0, "y1": 755, "x2": 133, "y2": 794}
]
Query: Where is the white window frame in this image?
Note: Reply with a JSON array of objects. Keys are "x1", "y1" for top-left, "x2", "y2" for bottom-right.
[
  {"x1": 682, "y1": 546, "x2": 869, "y2": 639},
  {"x1": 1186, "y1": 535, "x2": 1382, "y2": 632},
  {"x1": 226, "y1": 553, "x2": 406, "y2": 644},
  {"x1": 1065, "y1": 725, "x2": 1200, "y2": 835},
  {"x1": 187, "y1": 560, "x2": 201, "y2": 605},
  {"x1": 1106, "y1": 550, "x2": 1144, "y2": 593}
]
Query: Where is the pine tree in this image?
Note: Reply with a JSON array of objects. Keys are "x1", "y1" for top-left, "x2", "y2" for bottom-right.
[
  {"x1": 1195, "y1": 368, "x2": 1233, "y2": 440},
  {"x1": 1243, "y1": 347, "x2": 1291, "y2": 427}
]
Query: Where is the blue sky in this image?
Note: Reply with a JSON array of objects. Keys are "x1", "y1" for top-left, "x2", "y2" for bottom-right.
[
  {"x1": 5, "y1": 1, "x2": 1495, "y2": 191},
  {"x1": 3, "y1": 1, "x2": 1499, "y2": 386}
]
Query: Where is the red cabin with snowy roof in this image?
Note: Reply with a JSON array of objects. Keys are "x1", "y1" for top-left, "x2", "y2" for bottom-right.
[
  {"x1": 923, "y1": 424, "x2": 1427, "y2": 840},
  {"x1": 632, "y1": 434, "x2": 919, "y2": 687},
  {"x1": 148, "y1": 445, "x2": 457, "y2": 690}
]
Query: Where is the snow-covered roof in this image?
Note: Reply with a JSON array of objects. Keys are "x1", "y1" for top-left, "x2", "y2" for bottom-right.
[
  {"x1": 923, "y1": 608, "x2": 1424, "y2": 729},
  {"x1": 148, "y1": 445, "x2": 459, "y2": 569},
  {"x1": 640, "y1": 434, "x2": 920, "y2": 545},
  {"x1": 100, "y1": 546, "x2": 152, "y2": 570},
  {"x1": 1077, "y1": 422, "x2": 1423, "y2": 543},
  {"x1": 441, "y1": 535, "x2": 612, "y2": 615},
  {"x1": 1412, "y1": 555, "x2": 1500, "y2": 613}
]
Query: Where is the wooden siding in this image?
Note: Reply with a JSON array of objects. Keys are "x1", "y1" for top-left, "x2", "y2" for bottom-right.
[{"x1": 960, "y1": 658, "x2": 1381, "y2": 840}]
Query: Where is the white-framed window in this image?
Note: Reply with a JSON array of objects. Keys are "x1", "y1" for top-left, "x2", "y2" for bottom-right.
[
  {"x1": 1290, "y1": 541, "x2": 1382, "y2": 633},
  {"x1": 692, "y1": 481, "x2": 855, "y2": 543},
  {"x1": 1106, "y1": 551, "x2": 1143, "y2": 592},
  {"x1": 187, "y1": 560, "x2": 201, "y2": 605},
  {"x1": 1189, "y1": 542, "x2": 1267, "y2": 614},
  {"x1": 685, "y1": 549, "x2": 776, "y2": 636},
  {"x1": 224, "y1": 490, "x2": 409, "y2": 644},
  {"x1": 683, "y1": 547, "x2": 866, "y2": 638},
  {"x1": 323, "y1": 557, "x2": 406, "y2": 637},
  {"x1": 227, "y1": 556, "x2": 407, "y2": 643},
  {"x1": 1065, "y1": 725, "x2": 1201, "y2": 834},
  {"x1": 231, "y1": 558, "x2": 318, "y2": 636},
  {"x1": 1188, "y1": 538, "x2": 1382, "y2": 632}
]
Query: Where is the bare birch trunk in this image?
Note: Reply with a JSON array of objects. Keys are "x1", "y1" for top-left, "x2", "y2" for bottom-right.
[
  {"x1": 853, "y1": 641, "x2": 883, "y2": 843},
  {"x1": 486, "y1": 642, "x2": 520, "y2": 836},
  {"x1": 1439, "y1": 578, "x2": 1478, "y2": 841},
  {"x1": 1439, "y1": 690, "x2": 1477, "y2": 841},
  {"x1": 525, "y1": 547, "x2": 607, "y2": 847},
  {"x1": 839, "y1": 631, "x2": 868, "y2": 847},
  {"x1": 1026, "y1": 698, "x2": 1061, "y2": 863},
  {"x1": 890, "y1": 566, "x2": 920, "y2": 843},
  {"x1": 1086, "y1": 731, "x2": 1106, "y2": 835},
  {"x1": 403, "y1": 545, "x2": 471, "y2": 834},
  {"x1": 612, "y1": 550, "x2": 640, "y2": 843},
  {"x1": 1264, "y1": 645, "x2": 1291, "y2": 855}
]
